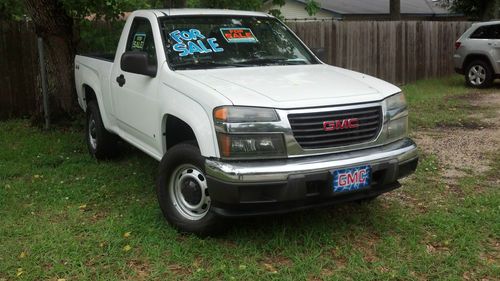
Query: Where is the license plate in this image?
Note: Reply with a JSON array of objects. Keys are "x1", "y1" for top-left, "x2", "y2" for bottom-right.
[{"x1": 332, "y1": 165, "x2": 371, "y2": 193}]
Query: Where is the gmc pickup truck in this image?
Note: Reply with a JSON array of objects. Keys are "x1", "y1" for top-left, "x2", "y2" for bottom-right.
[{"x1": 75, "y1": 9, "x2": 418, "y2": 235}]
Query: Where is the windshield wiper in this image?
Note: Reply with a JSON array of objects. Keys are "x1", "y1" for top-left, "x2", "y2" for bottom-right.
[
  {"x1": 173, "y1": 61, "x2": 246, "y2": 70},
  {"x1": 239, "y1": 57, "x2": 307, "y2": 66}
]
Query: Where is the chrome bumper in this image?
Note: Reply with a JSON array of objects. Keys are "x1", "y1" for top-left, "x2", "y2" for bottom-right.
[{"x1": 206, "y1": 138, "x2": 418, "y2": 183}]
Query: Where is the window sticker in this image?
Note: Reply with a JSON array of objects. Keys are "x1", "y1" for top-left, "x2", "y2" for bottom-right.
[
  {"x1": 169, "y1": 29, "x2": 224, "y2": 57},
  {"x1": 220, "y1": 28, "x2": 258, "y2": 43},
  {"x1": 132, "y1": 33, "x2": 146, "y2": 50}
]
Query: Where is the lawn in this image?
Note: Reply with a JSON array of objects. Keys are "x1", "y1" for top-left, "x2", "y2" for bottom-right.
[{"x1": 0, "y1": 75, "x2": 498, "y2": 280}]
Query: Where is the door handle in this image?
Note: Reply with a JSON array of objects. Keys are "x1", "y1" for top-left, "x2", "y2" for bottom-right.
[{"x1": 116, "y1": 74, "x2": 126, "y2": 87}]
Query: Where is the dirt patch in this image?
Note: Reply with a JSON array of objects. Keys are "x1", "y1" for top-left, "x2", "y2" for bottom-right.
[
  {"x1": 260, "y1": 255, "x2": 293, "y2": 273},
  {"x1": 462, "y1": 91, "x2": 500, "y2": 125},
  {"x1": 127, "y1": 259, "x2": 151, "y2": 280},
  {"x1": 413, "y1": 127, "x2": 499, "y2": 180},
  {"x1": 414, "y1": 92, "x2": 500, "y2": 182}
]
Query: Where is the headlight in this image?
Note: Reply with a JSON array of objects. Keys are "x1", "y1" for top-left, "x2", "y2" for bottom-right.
[
  {"x1": 385, "y1": 92, "x2": 408, "y2": 140},
  {"x1": 217, "y1": 133, "x2": 286, "y2": 159},
  {"x1": 214, "y1": 106, "x2": 279, "y2": 123},
  {"x1": 386, "y1": 92, "x2": 407, "y2": 119},
  {"x1": 214, "y1": 106, "x2": 285, "y2": 159}
]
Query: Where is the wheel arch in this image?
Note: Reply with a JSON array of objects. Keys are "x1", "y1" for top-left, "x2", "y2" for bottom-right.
[
  {"x1": 164, "y1": 115, "x2": 199, "y2": 150},
  {"x1": 463, "y1": 53, "x2": 495, "y2": 73},
  {"x1": 160, "y1": 111, "x2": 218, "y2": 158},
  {"x1": 83, "y1": 84, "x2": 97, "y2": 107},
  {"x1": 80, "y1": 83, "x2": 113, "y2": 131}
]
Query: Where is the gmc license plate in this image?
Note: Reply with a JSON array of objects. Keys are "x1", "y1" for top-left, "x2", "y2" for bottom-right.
[{"x1": 332, "y1": 165, "x2": 371, "y2": 193}]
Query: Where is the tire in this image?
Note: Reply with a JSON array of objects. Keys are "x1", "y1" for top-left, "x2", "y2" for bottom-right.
[
  {"x1": 156, "y1": 142, "x2": 225, "y2": 236},
  {"x1": 85, "y1": 101, "x2": 119, "y2": 159},
  {"x1": 465, "y1": 60, "x2": 494, "y2": 88}
]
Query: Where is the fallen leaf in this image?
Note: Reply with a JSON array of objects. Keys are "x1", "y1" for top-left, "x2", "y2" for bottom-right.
[
  {"x1": 123, "y1": 232, "x2": 131, "y2": 238},
  {"x1": 426, "y1": 244, "x2": 436, "y2": 253},
  {"x1": 263, "y1": 263, "x2": 278, "y2": 274},
  {"x1": 78, "y1": 204, "x2": 87, "y2": 210},
  {"x1": 123, "y1": 245, "x2": 132, "y2": 252},
  {"x1": 19, "y1": 251, "x2": 27, "y2": 259},
  {"x1": 16, "y1": 268, "x2": 23, "y2": 277}
]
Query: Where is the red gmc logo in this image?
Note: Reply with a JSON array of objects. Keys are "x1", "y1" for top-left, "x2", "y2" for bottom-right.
[
  {"x1": 338, "y1": 169, "x2": 368, "y2": 186},
  {"x1": 323, "y1": 118, "x2": 359, "y2": 132}
]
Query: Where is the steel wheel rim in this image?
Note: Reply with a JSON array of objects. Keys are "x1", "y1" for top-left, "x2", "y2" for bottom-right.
[
  {"x1": 88, "y1": 114, "x2": 98, "y2": 150},
  {"x1": 169, "y1": 164, "x2": 211, "y2": 220},
  {"x1": 468, "y1": 65, "x2": 486, "y2": 86}
]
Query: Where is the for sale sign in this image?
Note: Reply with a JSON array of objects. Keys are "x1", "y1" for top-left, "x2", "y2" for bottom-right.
[{"x1": 220, "y1": 28, "x2": 258, "y2": 43}]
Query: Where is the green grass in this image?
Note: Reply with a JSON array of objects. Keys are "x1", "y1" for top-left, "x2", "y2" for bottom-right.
[
  {"x1": 403, "y1": 75, "x2": 498, "y2": 129},
  {"x1": 1, "y1": 75, "x2": 499, "y2": 280}
]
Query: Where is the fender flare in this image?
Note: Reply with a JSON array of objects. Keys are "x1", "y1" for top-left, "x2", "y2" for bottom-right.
[{"x1": 158, "y1": 85, "x2": 219, "y2": 158}]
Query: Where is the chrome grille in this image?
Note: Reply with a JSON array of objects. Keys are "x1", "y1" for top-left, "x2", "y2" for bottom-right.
[{"x1": 288, "y1": 106, "x2": 383, "y2": 149}]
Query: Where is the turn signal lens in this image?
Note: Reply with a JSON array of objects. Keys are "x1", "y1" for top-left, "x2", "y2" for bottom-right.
[
  {"x1": 213, "y1": 106, "x2": 279, "y2": 123},
  {"x1": 214, "y1": 107, "x2": 228, "y2": 122}
]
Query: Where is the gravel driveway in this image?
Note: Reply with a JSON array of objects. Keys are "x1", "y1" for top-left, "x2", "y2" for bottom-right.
[{"x1": 413, "y1": 90, "x2": 500, "y2": 182}]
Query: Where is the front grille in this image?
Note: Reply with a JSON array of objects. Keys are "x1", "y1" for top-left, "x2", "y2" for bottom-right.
[{"x1": 288, "y1": 106, "x2": 383, "y2": 149}]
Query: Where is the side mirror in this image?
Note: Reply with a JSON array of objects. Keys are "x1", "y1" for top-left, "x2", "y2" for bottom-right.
[
  {"x1": 121, "y1": 51, "x2": 157, "y2": 77},
  {"x1": 311, "y1": 47, "x2": 326, "y2": 62}
]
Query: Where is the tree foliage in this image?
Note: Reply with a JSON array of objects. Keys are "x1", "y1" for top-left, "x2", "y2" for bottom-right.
[
  {"x1": 0, "y1": 0, "x2": 26, "y2": 19},
  {"x1": 438, "y1": 0, "x2": 499, "y2": 20},
  {"x1": 5, "y1": 0, "x2": 321, "y2": 23},
  {"x1": 304, "y1": 0, "x2": 320, "y2": 16}
]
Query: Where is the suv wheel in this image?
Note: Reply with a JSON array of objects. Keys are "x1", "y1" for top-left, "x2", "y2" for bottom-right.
[
  {"x1": 465, "y1": 60, "x2": 494, "y2": 88},
  {"x1": 156, "y1": 142, "x2": 224, "y2": 236}
]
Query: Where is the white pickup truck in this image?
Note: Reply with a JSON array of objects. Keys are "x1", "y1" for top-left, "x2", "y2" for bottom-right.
[{"x1": 75, "y1": 9, "x2": 418, "y2": 235}]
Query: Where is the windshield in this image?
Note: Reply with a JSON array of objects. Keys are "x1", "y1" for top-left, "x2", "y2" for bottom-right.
[{"x1": 160, "y1": 16, "x2": 319, "y2": 70}]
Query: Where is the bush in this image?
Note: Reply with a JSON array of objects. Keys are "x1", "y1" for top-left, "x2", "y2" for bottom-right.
[{"x1": 77, "y1": 20, "x2": 126, "y2": 54}]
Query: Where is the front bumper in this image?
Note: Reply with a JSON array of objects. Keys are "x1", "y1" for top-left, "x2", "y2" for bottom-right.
[{"x1": 205, "y1": 138, "x2": 418, "y2": 217}]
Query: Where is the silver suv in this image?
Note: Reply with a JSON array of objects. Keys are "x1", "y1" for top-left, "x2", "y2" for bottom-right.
[{"x1": 454, "y1": 21, "x2": 500, "y2": 88}]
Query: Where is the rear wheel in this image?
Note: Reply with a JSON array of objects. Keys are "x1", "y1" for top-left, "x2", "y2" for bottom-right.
[
  {"x1": 465, "y1": 60, "x2": 494, "y2": 88},
  {"x1": 85, "y1": 101, "x2": 119, "y2": 159},
  {"x1": 156, "y1": 142, "x2": 224, "y2": 236}
]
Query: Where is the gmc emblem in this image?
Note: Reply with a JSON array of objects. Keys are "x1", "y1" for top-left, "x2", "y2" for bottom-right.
[{"x1": 323, "y1": 118, "x2": 359, "y2": 131}]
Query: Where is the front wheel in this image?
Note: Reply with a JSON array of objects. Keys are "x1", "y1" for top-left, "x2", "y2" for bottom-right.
[{"x1": 156, "y1": 142, "x2": 224, "y2": 236}]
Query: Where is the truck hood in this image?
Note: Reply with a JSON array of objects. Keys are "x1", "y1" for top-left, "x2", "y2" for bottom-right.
[{"x1": 178, "y1": 64, "x2": 401, "y2": 109}]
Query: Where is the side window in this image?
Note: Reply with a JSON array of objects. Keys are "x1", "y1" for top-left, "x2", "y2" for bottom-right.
[
  {"x1": 491, "y1": 25, "x2": 500, "y2": 39},
  {"x1": 126, "y1": 17, "x2": 157, "y2": 64},
  {"x1": 470, "y1": 26, "x2": 489, "y2": 39},
  {"x1": 470, "y1": 25, "x2": 500, "y2": 39}
]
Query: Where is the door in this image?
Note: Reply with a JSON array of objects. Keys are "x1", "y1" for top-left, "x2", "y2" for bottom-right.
[
  {"x1": 111, "y1": 17, "x2": 160, "y2": 148},
  {"x1": 489, "y1": 24, "x2": 500, "y2": 71},
  {"x1": 470, "y1": 24, "x2": 500, "y2": 71}
]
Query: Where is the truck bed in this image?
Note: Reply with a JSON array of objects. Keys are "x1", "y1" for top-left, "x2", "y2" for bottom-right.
[
  {"x1": 79, "y1": 53, "x2": 116, "y2": 62},
  {"x1": 74, "y1": 54, "x2": 115, "y2": 112}
]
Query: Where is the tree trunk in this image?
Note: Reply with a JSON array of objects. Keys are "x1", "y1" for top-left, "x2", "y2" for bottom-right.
[
  {"x1": 390, "y1": 0, "x2": 401, "y2": 20},
  {"x1": 25, "y1": 0, "x2": 76, "y2": 120},
  {"x1": 164, "y1": 0, "x2": 187, "y2": 8}
]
